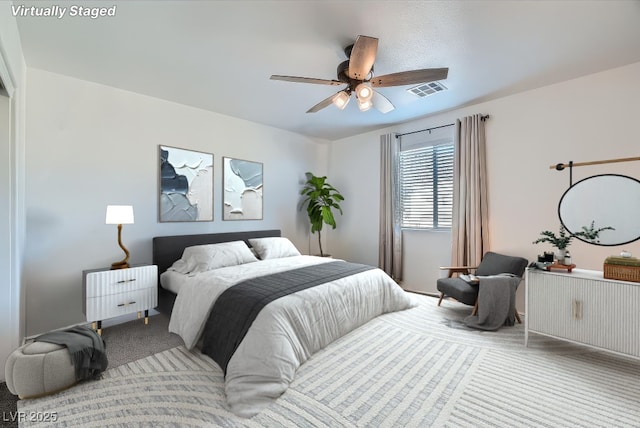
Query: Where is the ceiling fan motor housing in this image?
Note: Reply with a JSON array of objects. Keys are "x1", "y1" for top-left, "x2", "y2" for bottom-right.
[
  {"x1": 337, "y1": 60, "x2": 373, "y2": 89},
  {"x1": 337, "y1": 60, "x2": 351, "y2": 83}
]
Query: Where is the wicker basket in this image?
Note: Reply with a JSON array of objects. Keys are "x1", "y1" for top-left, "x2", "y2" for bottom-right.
[{"x1": 603, "y1": 263, "x2": 640, "y2": 283}]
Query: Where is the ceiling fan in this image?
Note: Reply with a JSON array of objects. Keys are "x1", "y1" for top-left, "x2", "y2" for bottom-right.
[{"x1": 270, "y1": 35, "x2": 448, "y2": 114}]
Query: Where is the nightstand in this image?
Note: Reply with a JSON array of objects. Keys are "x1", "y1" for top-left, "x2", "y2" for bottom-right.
[{"x1": 82, "y1": 265, "x2": 158, "y2": 335}]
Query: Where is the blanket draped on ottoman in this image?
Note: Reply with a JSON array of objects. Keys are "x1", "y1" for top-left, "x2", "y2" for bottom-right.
[{"x1": 35, "y1": 325, "x2": 108, "y2": 380}]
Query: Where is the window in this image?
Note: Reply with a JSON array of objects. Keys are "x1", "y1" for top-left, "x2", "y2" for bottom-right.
[{"x1": 399, "y1": 141, "x2": 454, "y2": 229}]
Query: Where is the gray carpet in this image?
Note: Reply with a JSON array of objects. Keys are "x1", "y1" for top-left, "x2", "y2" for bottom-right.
[
  {"x1": 1, "y1": 381, "x2": 18, "y2": 428},
  {"x1": 1, "y1": 312, "x2": 181, "y2": 428},
  {"x1": 100, "y1": 311, "x2": 183, "y2": 368},
  {"x1": 16, "y1": 295, "x2": 640, "y2": 427}
]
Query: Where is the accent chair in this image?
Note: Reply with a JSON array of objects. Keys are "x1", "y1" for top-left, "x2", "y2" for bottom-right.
[{"x1": 437, "y1": 251, "x2": 528, "y2": 323}]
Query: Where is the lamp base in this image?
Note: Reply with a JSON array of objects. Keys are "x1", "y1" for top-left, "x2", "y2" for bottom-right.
[
  {"x1": 110, "y1": 223, "x2": 131, "y2": 270},
  {"x1": 110, "y1": 261, "x2": 130, "y2": 270}
]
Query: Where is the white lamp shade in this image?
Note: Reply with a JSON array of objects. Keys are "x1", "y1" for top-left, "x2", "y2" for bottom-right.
[
  {"x1": 331, "y1": 91, "x2": 350, "y2": 110},
  {"x1": 358, "y1": 99, "x2": 373, "y2": 112},
  {"x1": 105, "y1": 205, "x2": 134, "y2": 225},
  {"x1": 355, "y1": 83, "x2": 373, "y2": 102}
]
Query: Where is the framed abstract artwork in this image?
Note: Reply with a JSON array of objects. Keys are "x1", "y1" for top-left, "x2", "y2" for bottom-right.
[
  {"x1": 223, "y1": 156, "x2": 263, "y2": 220},
  {"x1": 159, "y1": 145, "x2": 213, "y2": 222}
]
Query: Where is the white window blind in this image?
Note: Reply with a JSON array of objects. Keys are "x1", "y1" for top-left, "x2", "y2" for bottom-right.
[{"x1": 399, "y1": 129, "x2": 454, "y2": 229}]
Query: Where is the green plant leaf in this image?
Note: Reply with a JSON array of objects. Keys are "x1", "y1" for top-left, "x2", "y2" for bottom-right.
[{"x1": 322, "y1": 205, "x2": 336, "y2": 228}]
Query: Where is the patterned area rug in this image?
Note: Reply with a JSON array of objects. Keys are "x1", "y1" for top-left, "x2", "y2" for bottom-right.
[{"x1": 18, "y1": 295, "x2": 640, "y2": 427}]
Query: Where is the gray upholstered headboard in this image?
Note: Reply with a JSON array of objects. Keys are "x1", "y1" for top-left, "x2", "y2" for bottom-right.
[
  {"x1": 152, "y1": 229, "x2": 281, "y2": 314},
  {"x1": 152, "y1": 229, "x2": 281, "y2": 276}
]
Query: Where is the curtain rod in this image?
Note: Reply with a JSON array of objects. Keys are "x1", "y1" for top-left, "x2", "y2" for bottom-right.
[
  {"x1": 396, "y1": 123, "x2": 454, "y2": 138},
  {"x1": 395, "y1": 114, "x2": 490, "y2": 138}
]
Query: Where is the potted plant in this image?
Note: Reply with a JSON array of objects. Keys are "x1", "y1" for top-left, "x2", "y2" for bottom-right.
[
  {"x1": 299, "y1": 172, "x2": 344, "y2": 257},
  {"x1": 532, "y1": 225, "x2": 573, "y2": 262}
]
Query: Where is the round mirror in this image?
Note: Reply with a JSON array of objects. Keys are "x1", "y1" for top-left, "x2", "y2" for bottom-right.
[{"x1": 558, "y1": 174, "x2": 640, "y2": 246}]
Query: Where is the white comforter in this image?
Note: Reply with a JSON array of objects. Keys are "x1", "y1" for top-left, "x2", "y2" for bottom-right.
[{"x1": 167, "y1": 255, "x2": 415, "y2": 417}]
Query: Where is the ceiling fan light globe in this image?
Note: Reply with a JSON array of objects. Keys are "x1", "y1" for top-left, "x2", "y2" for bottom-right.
[
  {"x1": 332, "y1": 91, "x2": 351, "y2": 110},
  {"x1": 358, "y1": 99, "x2": 372, "y2": 112},
  {"x1": 355, "y1": 83, "x2": 373, "y2": 101}
]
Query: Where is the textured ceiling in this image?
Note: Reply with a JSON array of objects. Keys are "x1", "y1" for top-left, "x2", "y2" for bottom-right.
[{"x1": 12, "y1": 0, "x2": 640, "y2": 141}]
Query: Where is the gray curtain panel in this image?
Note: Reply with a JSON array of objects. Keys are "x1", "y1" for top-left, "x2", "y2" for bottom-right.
[
  {"x1": 379, "y1": 133, "x2": 403, "y2": 281},
  {"x1": 451, "y1": 114, "x2": 490, "y2": 268}
]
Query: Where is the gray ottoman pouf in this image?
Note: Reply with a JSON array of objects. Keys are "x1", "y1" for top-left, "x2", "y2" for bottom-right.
[{"x1": 5, "y1": 341, "x2": 77, "y2": 399}]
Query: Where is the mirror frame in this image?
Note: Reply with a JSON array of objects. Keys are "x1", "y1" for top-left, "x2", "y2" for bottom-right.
[{"x1": 558, "y1": 173, "x2": 640, "y2": 247}]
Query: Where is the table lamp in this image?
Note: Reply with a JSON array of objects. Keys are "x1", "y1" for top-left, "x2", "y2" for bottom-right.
[{"x1": 105, "y1": 205, "x2": 134, "y2": 269}]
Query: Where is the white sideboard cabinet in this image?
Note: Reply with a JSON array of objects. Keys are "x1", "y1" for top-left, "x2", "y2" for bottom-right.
[{"x1": 525, "y1": 268, "x2": 640, "y2": 359}]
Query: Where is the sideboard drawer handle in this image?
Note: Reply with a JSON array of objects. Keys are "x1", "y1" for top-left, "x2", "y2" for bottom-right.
[
  {"x1": 572, "y1": 300, "x2": 583, "y2": 320},
  {"x1": 117, "y1": 301, "x2": 136, "y2": 307},
  {"x1": 116, "y1": 278, "x2": 137, "y2": 284}
]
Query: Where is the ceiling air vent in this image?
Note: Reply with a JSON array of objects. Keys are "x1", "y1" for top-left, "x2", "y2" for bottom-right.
[{"x1": 407, "y1": 81, "x2": 447, "y2": 98}]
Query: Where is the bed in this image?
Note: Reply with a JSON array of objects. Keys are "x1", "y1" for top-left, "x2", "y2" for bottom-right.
[
  {"x1": 153, "y1": 229, "x2": 282, "y2": 314},
  {"x1": 152, "y1": 230, "x2": 415, "y2": 417}
]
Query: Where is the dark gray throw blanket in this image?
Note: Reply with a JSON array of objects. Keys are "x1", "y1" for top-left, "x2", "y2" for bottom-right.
[
  {"x1": 35, "y1": 325, "x2": 108, "y2": 381},
  {"x1": 464, "y1": 274, "x2": 521, "y2": 331},
  {"x1": 201, "y1": 261, "x2": 375, "y2": 374}
]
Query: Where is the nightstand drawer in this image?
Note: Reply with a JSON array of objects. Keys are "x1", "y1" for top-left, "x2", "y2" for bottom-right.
[
  {"x1": 84, "y1": 265, "x2": 157, "y2": 298},
  {"x1": 86, "y1": 288, "x2": 158, "y2": 322}
]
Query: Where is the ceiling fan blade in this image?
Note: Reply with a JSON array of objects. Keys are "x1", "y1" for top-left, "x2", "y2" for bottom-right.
[
  {"x1": 371, "y1": 68, "x2": 449, "y2": 87},
  {"x1": 372, "y1": 90, "x2": 395, "y2": 114},
  {"x1": 306, "y1": 92, "x2": 340, "y2": 113},
  {"x1": 348, "y1": 35, "x2": 378, "y2": 80},
  {"x1": 270, "y1": 75, "x2": 342, "y2": 86}
]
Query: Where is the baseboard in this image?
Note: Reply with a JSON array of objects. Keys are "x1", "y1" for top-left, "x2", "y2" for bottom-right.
[
  {"x1": 22, "y1": 310, "x2": 161, "y2": 344},
  {"x1": 403, "y1": 289, "x2": 440, "y2": 298}
]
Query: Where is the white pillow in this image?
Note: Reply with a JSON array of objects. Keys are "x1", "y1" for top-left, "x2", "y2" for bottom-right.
[
  {"x1": 249, "y1": 237, "x2": 301, "y2": 259},
  {"x1": 168, "y1": 240, "x2": 258, "y2": 274}
]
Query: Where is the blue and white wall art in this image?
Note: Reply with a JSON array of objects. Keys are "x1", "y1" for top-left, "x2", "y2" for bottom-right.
[
  {"x1": 223, "y1": 157, "x2": 263, "y2": 220},
  {"x1": 159, "y1": 145, "x2": 213, "y2": 222}
]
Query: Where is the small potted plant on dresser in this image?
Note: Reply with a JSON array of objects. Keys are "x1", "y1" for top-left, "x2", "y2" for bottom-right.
[
  {"x1": 533, "y1": 222, "x2": 616, "y2": 267},
  {"x1": 299, "y1": 172, "x2": 344, "y2": 257},
  {"x1": 533, "y1": 225, "x2": 573, "y2": 265}
]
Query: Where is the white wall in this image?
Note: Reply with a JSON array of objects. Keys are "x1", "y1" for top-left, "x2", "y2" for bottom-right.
[
  {"x1": 24, "y1": 68, "x2": 327, "y2": 336},
  {"x1": 328, "y1": 61, "x2": 640, "y2": 311},
  {"x1": 0, "y1": 5, "x2": 27, "y2": 382}
]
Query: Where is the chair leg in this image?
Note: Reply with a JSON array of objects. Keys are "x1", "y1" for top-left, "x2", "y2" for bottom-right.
[
  {"x1": 471, "y1": 299, "x2": 478, "y2": 316},
  {"x1": 437, "y1": 293, "x2": 445, "y2": 306},
  {"x1": 514, "y1": 308, "x2": 522, "y2": 324}
]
